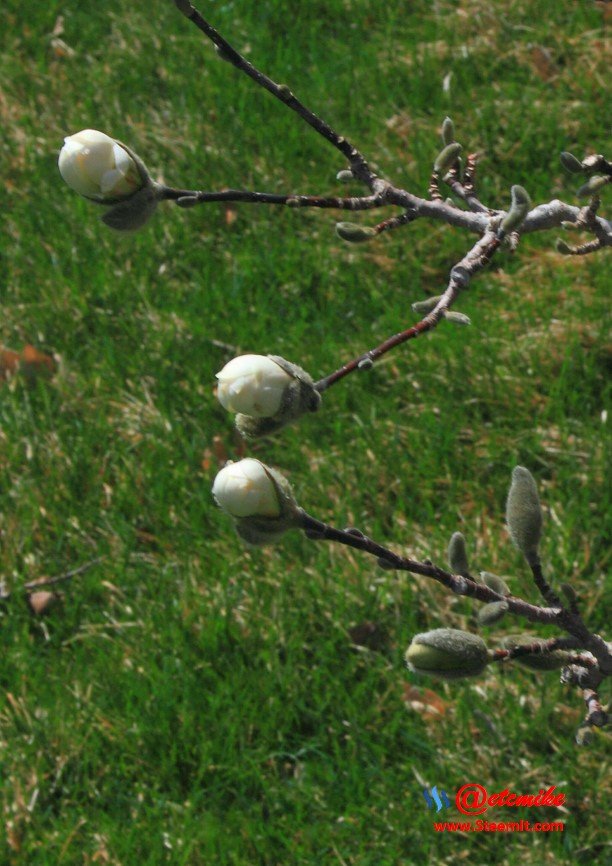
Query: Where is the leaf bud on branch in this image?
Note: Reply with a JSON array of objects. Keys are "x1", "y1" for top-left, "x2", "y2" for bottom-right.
[
  {"x1": 434, "y1": 142, "x2": 462, "y2": 176},
  {"x1": 448, "y1": 531, "x2": 470, "y2": 576},
  {"x1": 498, "y1": 185, "x2": 531, "y2": 237},
  {"x1": 335, "y1": 222, "x2": 378, "y2": 243}
]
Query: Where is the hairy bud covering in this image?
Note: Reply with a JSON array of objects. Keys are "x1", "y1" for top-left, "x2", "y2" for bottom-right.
[
  {"x1": 448, "y1": 531, "x2": 470, "y2": 576},
  {"x1": 406, "y1": 629, "x2": 489, "y2": 680},
  {"x1": 505, "y1": 466, "x2": 542, "y2": 565}
]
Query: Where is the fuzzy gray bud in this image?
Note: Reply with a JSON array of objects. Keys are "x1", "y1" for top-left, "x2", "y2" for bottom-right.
[
  {"x1": 559, "y1": 151, "x2": 583, "y2": 174},
  {"x1": 443, "y1": 311, "x2": 471, "y2": 326},
  {"x1": 505, "y1": 466, "x2": 542, "y2": 565},
  {"x1": 477, "y1": 601, "x2": 508, "y2": 627},
  {"x1": 411, "y1": 295, "x2": 442, "y2": 315},
  {"x1": 448, "y1": 531, "x2": 470, "y2": 576},
  {"x1": 434, "y1": 142, "x2": 462, "y2": 175},
  {"x1": 499, "y1": 185, "x2": 531, "y2": 236},
  {"x1": 335, "y1": 222, "x2": 377, "y2": 243},
  {"x1": 441, "y1": 116, "x2": 455, "y2": 146},
  {"x1": 336, "y1": 169, "x2": 355, "y2": 183},
  {"x1": 406, "y1": 629, "x2": 489, "y2": 680},
  {"x1": 480, "y1": 572, "x2": 510, "y2": 596}
]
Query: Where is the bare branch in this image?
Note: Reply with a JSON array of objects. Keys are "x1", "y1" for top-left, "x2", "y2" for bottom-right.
[
  {"x1": 159, "y1": 185, "x2": 388, "y2": 212},
  {"x1": 23, "y1": 557, "x2": 104, "y2": 591},
  {"x1": 173, "y1": 0, "x2": 376, "y2": 187},
  {"x1": 299, "y1": 509, "x2": 571, "y2": 627},
  {"x1": 314, "y1": 230, "x2": 501, "y2": 392}
]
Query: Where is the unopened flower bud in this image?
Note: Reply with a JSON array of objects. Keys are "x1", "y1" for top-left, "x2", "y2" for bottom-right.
[
  {"x1": 213, "y1": 458, "x2": 280, "y2": 518},
  {"x1": 59, "y1": 129, "x2": 144, "y2": 202},
  {"x1": 434, "y1": 142, "x2": 462, "y2": 175},
  {"x1": 505, "y1": 466, "x2": 542, "y2": 565},
  {"x1": 406, "y1": 628, "x2": 489, "y2": 680},
  {"x1": 412, "y1": 295, "x2": 442, "y2": 315},
  {"x1": 212, "y1": 458, "x2": 300, "y2": 545},
  {"x1": 477, "y1": 601, "x2": 508, "y2": 627},
  {"x1": 480, "y1": 572, "x2": 510, "y2": 596},
  {"x1": 441, "y1": 116, "x2": 455, "y2": 146},
  {"x1": 499, "y1": 185, "x2": 531, "y2": 236},
  {"x1": 502, "y1": 635, "x2": 571, "y2": 671},
  {"x1": 216, "y1": 355, "x2": 293, "y2": 418},
  {"x1": 448, "y1": 531, "x2": 470, "y2": 576},
  {"x1": 559, "y1": 151, "x2": 583, "y2": 174},
  {"x1": 336, "y1": 169, "x2": 355, "y2": 183},
  {"x1": 221, "y1": 355, "x2": 321, "y2": 439},
  {"x1": 335, "y1": 222, "x2": 377, "y2": 243},
  {"x1": 443, "y1": 310, "x2": 471, "y2": 326},
  {"x1": 59, "y1": 129, "x2": 159, "y2": 230}
]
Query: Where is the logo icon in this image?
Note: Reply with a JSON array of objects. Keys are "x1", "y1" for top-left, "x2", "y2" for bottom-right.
[{"x1": 423, "y1": 786, "x2": 451, "y2": 812}]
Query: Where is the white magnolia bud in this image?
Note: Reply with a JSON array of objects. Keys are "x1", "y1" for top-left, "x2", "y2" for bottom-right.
[
  {"x1": 216, "y1": 355, "x2": 293, "y2": 418},
  {"x1": 58, "y1": 129, "x2": 144, "y2": 201},
  {"x1": 212, "y1": 458, "x2": 281, "y2": 518}
]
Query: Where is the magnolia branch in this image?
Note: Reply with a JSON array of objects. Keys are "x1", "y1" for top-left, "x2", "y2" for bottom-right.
[
  {"x1": 297, "y1": 511, "x2": 611, "y2": 694},
  {"x1": 166, "y1": 0, "x2": 610, "y2": 400},
  {"x1": 172, "y1": 0, "x2": 375, "y2": 186},
  {"x1": 314, "y1": 230, "x2": 501, "y2": 391},
  {"x1": 170, "y1": 0, "x2": 611, "y2": 245},
  {"x1": 299, "y1": 510, "x2": 565, "y2": 627}
]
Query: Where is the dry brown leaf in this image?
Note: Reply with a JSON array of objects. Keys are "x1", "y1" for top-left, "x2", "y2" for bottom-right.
[
  {"x1": 529, "y1": 46, "x2": 558, "y2": 81},
  {"x1": 28, "y1": 591, "x2": 59, "y2": 615},
  {"x1": 0, "y1": 345, "x2": 56, "y2": 384},
  {"x1": 403, "y1": 684, "x2": 450, "y2": 719}
]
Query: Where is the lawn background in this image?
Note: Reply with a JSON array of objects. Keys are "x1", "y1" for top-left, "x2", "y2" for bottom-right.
[{"x1": 0, "y1": 0, "x2": 610, "y2": 863}]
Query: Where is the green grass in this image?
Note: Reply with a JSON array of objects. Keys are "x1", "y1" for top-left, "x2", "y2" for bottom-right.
[{"x1": 0, "y1": 0, "x2": 610, "y2": 863}]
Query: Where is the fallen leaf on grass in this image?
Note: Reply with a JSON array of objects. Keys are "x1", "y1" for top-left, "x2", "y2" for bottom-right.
[
  {"x1": 403, "y1": 684, "x2": 450, "y2": 719},
  {"x1": 0, "y1": 345, "x2": 56, "y2": 385},
  {"x1": 27, "y1": 591, "x2": 60, "y2": 615},
  {"x1": 529, "y1": 46, "x2": 558, "y2": 81}
]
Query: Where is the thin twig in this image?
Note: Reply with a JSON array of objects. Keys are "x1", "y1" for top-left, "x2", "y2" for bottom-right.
[
  {"x1": 372, "y1": 210, "x2": 418, "y2": 236},
  {"x1": 23, "y1": 557, "x2": 104, "y2": 591},
  {"x1": 314, "y1": 230, "x2": 501, "y2": 391},
  {"x1": 173, "y1": 0, "x2": 376, "y2": 187},
  {"x1": 529, "y1": 559, "x2": 563, "y2": 608},
  {"x1": 159, "y1": 185, "x2": 388, "y2": 211},
  {"x1": 298, "y1": 511, "x2": 568, "y2": 627},
  {"x1": 171, "y1": 2, "x2": 612, "y2": 245}
]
